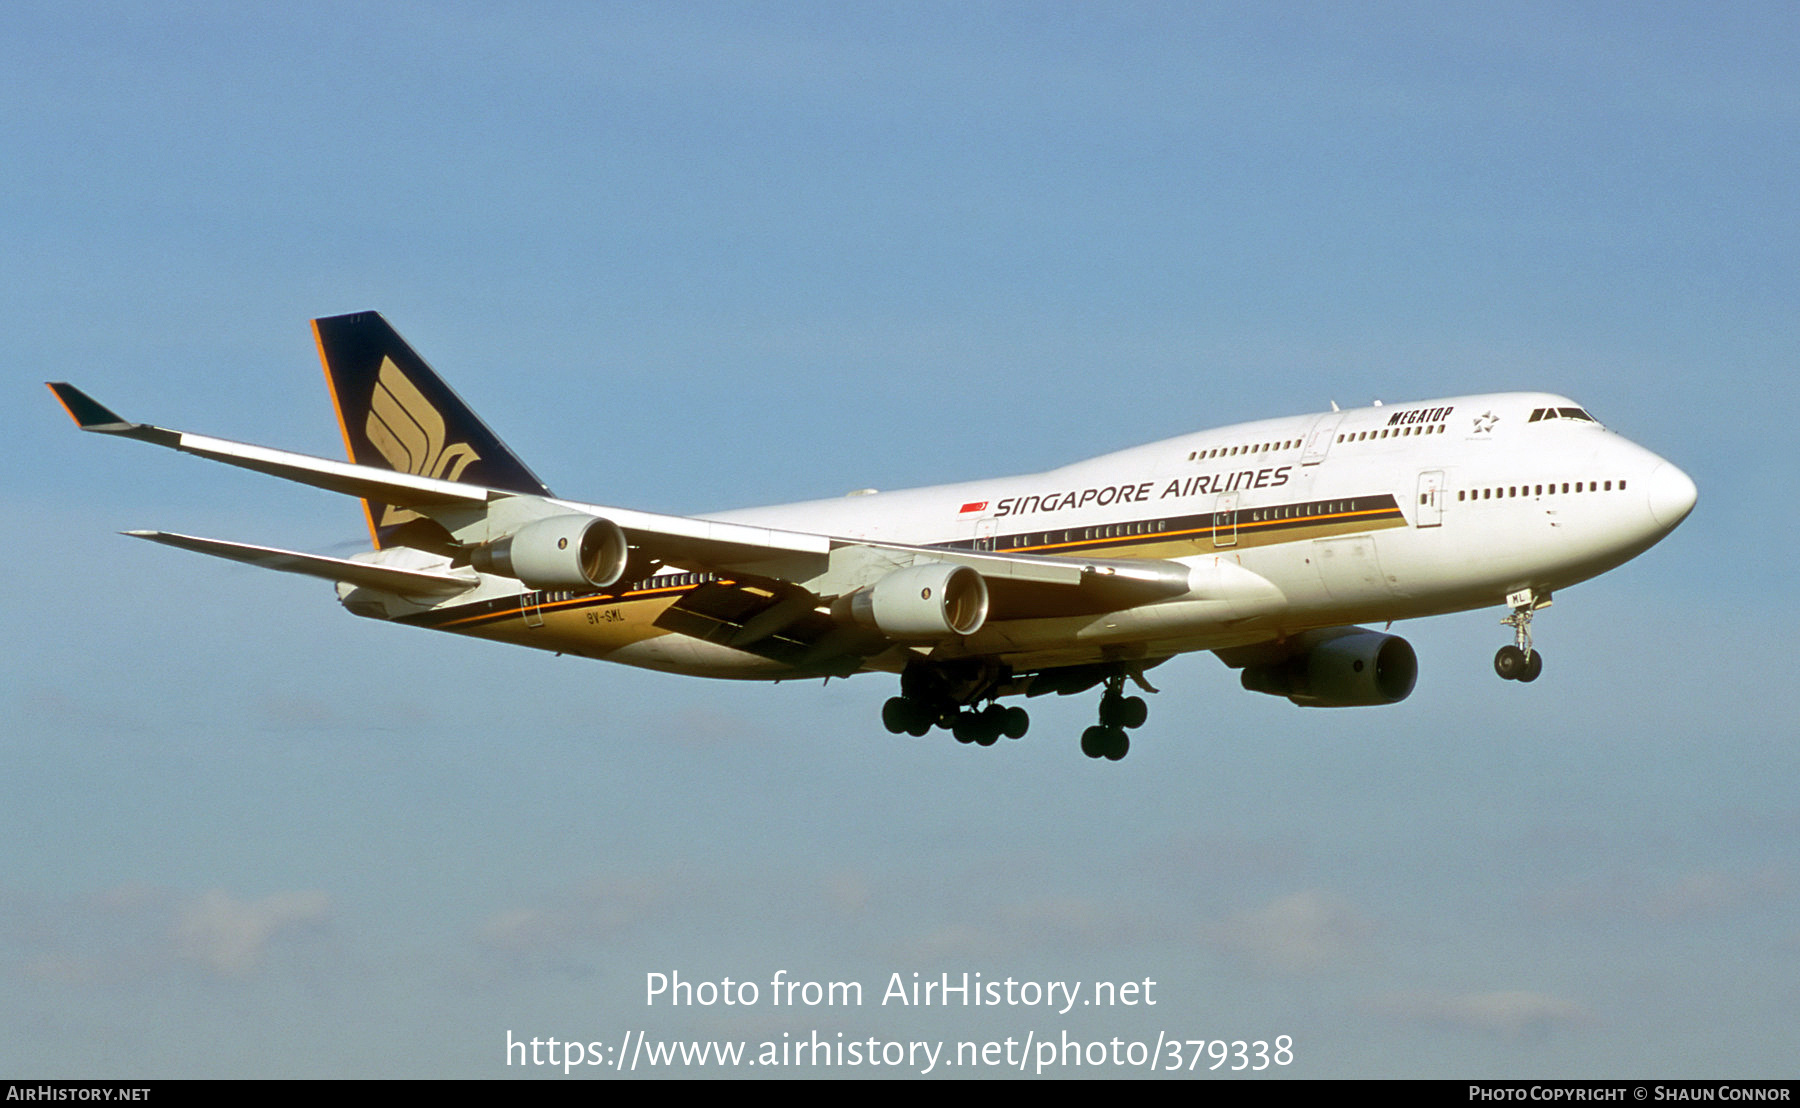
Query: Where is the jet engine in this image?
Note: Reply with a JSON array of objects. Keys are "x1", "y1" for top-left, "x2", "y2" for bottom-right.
[
  {"x1": 471, "y1": 515, "x2": 630, "y2": 590},
  {"x1": 1238, "y1": 628, "x2": 1417, "y2": 707},
  {"x1": 840, "y1": 562, "x2": 989, "y2": 641}
]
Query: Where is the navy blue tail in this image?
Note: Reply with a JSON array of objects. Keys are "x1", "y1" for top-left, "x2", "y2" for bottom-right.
[{"x1": 312, "y1": 312, "x2": 552, "y2": 549}]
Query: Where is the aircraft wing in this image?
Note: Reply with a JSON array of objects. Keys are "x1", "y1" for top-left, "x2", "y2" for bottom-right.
[
  {"x1": 48, "y1": 382, "x2": 832, "y2": 567},
  {"x1": 123, "y1": 531, "x2": 479, "y2": 596},
  {"x1": 49, "y1": 383, "x2": 494, "y2": 512},
  {"x1": 50, "y1": 383, "x2": 1190, "y2": 608}
]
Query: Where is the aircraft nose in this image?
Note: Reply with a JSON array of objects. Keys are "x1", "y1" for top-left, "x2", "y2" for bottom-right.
[{"x1": 1645, "y1": 461, "x2": 1697, "y2": 531}]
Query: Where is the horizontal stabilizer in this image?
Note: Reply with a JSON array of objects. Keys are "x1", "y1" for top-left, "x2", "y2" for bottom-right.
[{"x1": 124, "y1": 531, "x2": 478, "y2": 596}]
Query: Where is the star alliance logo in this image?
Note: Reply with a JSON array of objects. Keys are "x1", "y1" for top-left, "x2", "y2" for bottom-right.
[
  {"x1": 1472, "y1": 411, "x2": 1499, "y2": 434},
  {"x1": 365, "y1": 356, "x2": 482, "y2": 527}
]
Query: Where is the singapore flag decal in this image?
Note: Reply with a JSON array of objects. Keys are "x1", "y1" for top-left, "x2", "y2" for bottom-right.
[{"x1": 959, "y1": 501, "x2": 988, "y2": 514}]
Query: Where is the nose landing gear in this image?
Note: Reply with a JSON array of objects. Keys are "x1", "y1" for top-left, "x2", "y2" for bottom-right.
[{"x1": 1495, "y1": 589, "x2": 1549, "y2": 682}]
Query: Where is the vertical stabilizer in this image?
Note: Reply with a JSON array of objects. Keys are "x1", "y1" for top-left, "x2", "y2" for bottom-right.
[{"x1": 312, "y1": 312, "x2": 552, "y2": 549}]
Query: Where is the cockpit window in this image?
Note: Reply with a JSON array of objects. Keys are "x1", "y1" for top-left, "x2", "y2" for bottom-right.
[{"x1": 1529, "y1": 406, "x2": 1601, "y2": 425}]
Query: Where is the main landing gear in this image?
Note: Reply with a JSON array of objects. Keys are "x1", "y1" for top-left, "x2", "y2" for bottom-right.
[
  {"x1": 1080, "y1": 674, "x2": 1149, "y2": 761},
  {"x1": 880, "y1": 696, "x2": 1029, "y2": 745},
  {"x1": 880, "y1": 660, "x2": 1159, "y2": 760},
  {"x1": 1494, "y1": 589, "x2": 1549, "y2": 683}
]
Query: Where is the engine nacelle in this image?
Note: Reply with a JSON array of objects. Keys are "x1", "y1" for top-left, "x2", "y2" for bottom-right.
[
  {"x1": 1240, "y1": 629, "x2": 1417, "y2": 707},
  {"x1": 841, "y1": 563, "x2": 989, "y2": 641},
  {"x1": 471, "y1": 515, "x2": 629, "y2": 590}
]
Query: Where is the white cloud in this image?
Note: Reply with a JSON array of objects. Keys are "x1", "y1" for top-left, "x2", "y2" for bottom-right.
[
  {"x1": 170, "y1": 889, "x2": 330, "y2": 978},
  {"x1": 476, "y1": 876, "x2": 672, "y2": 963},
  {"x1": 2, "y1": 884, "x2": 331, "y2": 986},
  {"x1": 1206, "y1": 890, "x2": 1371, "y2": 975}
]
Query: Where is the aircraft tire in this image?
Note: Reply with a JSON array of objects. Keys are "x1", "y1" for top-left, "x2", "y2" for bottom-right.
[
  {"x1": 1103, "y1": 727, "x2": 1130, "y2": 761},
  {"x1": 1519, "y1": 651, "x2": 1543, "y2": 683},
  {"x1": 1118, "y1": 695, "x2": 1148, "y2": 729},
  {"x1": 1494, "y1": 645, "x2": 1527, "y2": 680},
  {"x1": 1002, "y1": 706, "x2": 1029, "y2": 739},
  {"x1": 954, "y1": 712, "x2": 996, "y2": 745},
  {"x1": 881, "y1": 697, "x2": 911, "y2": 734},
  {"x1": 1080, "y1": 725, "x2": 1108, "y2": 759},
  {"x1": 977, "y1": 705, "x2": 1009, "y2": 745}
]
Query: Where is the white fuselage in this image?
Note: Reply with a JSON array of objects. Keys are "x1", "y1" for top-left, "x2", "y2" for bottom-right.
[
  {"x1": 637, "y1": 391, "x2": 1692, "y2": 676},
  {"x1": 388, "y1": 391, "x2": 1693, "y2": 682}
]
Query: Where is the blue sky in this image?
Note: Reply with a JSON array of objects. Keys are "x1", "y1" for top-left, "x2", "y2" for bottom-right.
[{"x1": 4, "y1": 2, "x2": 1796, "y2": 1078}]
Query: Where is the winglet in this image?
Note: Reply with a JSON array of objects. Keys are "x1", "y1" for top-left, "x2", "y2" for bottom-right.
[
  {"x1": 46, "y1": 383, "x2": 177, "y2": 446},
  {"x1": 47, "y1": 382, "x2": 133, "y2": 431}
]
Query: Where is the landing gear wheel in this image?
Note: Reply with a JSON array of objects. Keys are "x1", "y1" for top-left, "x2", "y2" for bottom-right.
[
  {"x1": 1001, "y1": 706, "x2": 1029, "y2": 739},
  {"x1": 1080, "y1": 725, "x2": 1108, "y2": 759},
  {"x1": 1098, "y1": 688, "x2": 1149, "y2": 729},
  {"x1": 1497, "y1": 591, "x2": 1549, "y2": 683},
  {"x1": 1494, "y1": 645, "x2": 1526, "y2": 680},
  {"x1": 979, "y1": 704, "x2": 1009, "y2": 743},
  {"x1": 1103, "y1": 727, "x2": 1129, "y2": 761},
  {"x1": 883, "y1": 696, "x2": 934, "y2": 736},
  {"x1": 954, "y1": 709, "x2": 1003, "y2": 746},
  {"x1": 1519, "y1": 650, "x2": 1543, "y2": 683},
  {"x1": 1080, "y1": 725, "x2": 1129, "y2": 760}
]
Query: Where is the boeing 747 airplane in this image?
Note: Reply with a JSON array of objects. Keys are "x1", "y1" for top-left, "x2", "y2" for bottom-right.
[{"x1": 49, "y1": 313, "x2": 1696, "y2": 760}]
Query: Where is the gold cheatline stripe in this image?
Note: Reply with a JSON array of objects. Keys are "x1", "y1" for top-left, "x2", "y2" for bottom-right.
[
  {"x1": 434, "y1": 579, "x2": 733, "y2": 630},
  {"x1": 1005, "y1": 504, "x2": 1399, "y2": 554}
]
